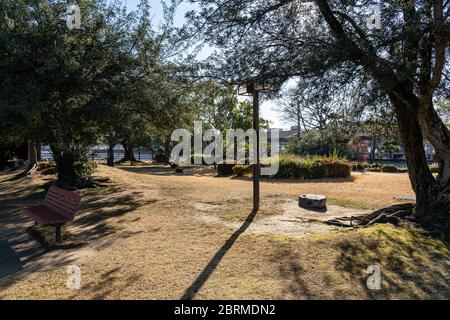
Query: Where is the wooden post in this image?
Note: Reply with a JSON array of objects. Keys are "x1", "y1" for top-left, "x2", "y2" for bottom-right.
[{"x1": 252, "y1": 85, "x2": 260, "y2": 211}]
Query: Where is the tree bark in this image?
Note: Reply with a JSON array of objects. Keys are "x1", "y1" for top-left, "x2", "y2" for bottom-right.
[
  {"x1": 27, "y1": 139, "x2": 37, "y2": 166},
  {"x1": 50, "y1": 145, "x2": 78, "y2": 188},
  {"x1": 122, "y1": 142, "x2": 136, "y2": 164},
  {"x1": 107, "y1": 144, "x2": 115, "y2": 167},
  {"x1": 418, "y1": 98, "x2": 450, "y2": 186},
  {"x1": 389, "y1": 95, "x2": 439, "y2": 217},
  {"x1": 36, "y1": 142, "x2": 42, "y2": 161}
]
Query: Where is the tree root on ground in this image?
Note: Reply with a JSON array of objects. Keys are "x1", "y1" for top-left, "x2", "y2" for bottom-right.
[
  {"x1": 322, "y1": 203, "x2": 415, "y2": 228},
  {"x1": 322, "y1": 203, "x2": 449, "y2": 242}
]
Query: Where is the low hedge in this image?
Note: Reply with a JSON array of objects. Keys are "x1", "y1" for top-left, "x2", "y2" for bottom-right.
[
  {"x1": 217, "y1": 163, "x2": 235, "y2": 176},
  {"x1": 322, "y1": 159, "x2": 352, "y2": 178},
  {"x1": 381, "y1": 164, "x2": 398, "y2": 173},
  {"x1": 233, "y1": 164, "x2": 253, "y2": 176},
  {"x1": 153, "y1": 154, "x2": 169, "y2": 164},
  {"x1": 351, "y1": 162, "x2": 368, "y2": 171},
  {"x1": 274, "y1": 154, "x2": 351, "y2": 179}
]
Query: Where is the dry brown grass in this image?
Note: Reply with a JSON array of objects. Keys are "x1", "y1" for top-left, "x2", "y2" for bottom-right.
[{"x1": 0, "y1": 164, "x2": 448, "y2": 299}]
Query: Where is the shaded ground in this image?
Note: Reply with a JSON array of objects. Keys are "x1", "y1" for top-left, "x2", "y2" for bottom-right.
[{"x1": 0, "y1": 164, "x2": 448, "y2": 299}]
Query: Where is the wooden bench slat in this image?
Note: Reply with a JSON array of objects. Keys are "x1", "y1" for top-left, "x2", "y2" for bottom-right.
[
  {"x1": 46, "y1": 189, "x2": 80, "y2": 202},
  {"x1": 23, "y1": 186, "x2": 81, "y2": 224},
  {"x1": 44, "y1": 194, "x2": 79, "y2": 212},
  {"x1": 42, "y1": 203, "x2": 75, "y2": 220},
  {"x1": 23, "y1": 206, "x2": 70, "y2": 225},
  {"x1": 22, "y1": 186, "x2": 82, "y2": 242},
  {"x1": 48, "y1": 185, "x2": 82, "y2": 200},
  {"x1": 46, "y1": 189, "x2": 81, "y2": 206}
]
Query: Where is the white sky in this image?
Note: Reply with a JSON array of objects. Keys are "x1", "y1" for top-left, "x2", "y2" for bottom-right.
[{"x1": 123, "y1": 0, "x2": 290, "y2": 129}]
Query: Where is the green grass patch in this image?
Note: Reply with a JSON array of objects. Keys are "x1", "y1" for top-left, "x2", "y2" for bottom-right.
[{"x1": 328, "y1": 198, "x2": 377, "y2": 210}]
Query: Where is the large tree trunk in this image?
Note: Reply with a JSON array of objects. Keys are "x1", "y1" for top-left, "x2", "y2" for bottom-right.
[
  {"x1": 107, "y1": 144, "x2": 115, "y2": 167},
  {"x1": 36, "y1": 142, "x2": 42, "y2": 162},
  {"x1": 390, "y1": 95, "x2": 439, "y2": 217},
  {"x1": 50, "y1": 145, "x2": 78, "y2": 188},
  {"x1": 25, "y1": 139, "x2": 38, "y2": 175},
  {"x1": 27, "y1": 139, "x2": 37, "y2": 166},
  {"x1": 122, "y1": 142, "x2": 136, "y2": 164},
  {"x1": 297, "y1": 109, "x2": 302, "y2": 138},
  {"x1": 418, "y1": 98, "x2": 450, "y2": 186}
]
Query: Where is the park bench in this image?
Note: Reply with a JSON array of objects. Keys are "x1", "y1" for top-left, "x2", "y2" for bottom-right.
[{"x1": 22, "y1": 185, "x2": 82, "y2": 242}]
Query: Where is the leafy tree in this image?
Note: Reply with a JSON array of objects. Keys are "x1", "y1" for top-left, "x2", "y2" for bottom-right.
[
  {"x1": 0, "y1": 0, "x2": 148, "y2": 186},
  {"x1": 186, "y1": 0, "x2": 450, "y2": 216},
  {"x1": 198, "y1": 82, "x2": 268, "y2": 132},
  {"x1": 379, "y1": 139, "x2": 401, "y2": 154},
  {"x1": 0, "y1": 0, "x2": 196, "y2": 184}
]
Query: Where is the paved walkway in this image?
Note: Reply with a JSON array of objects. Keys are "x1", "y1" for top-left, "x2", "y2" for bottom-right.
[{"x1": 0, "y1": 239, "x2": 23, "y2": 278}]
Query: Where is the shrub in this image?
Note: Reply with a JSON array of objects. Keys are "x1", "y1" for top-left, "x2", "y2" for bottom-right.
[
  {"x1": 217, "y1": 163, "x2": 234, "y2": 176},
  {"x1": 321, "y1": 159, "x2": 352, "y2": 178},
  {"x1": 233, "y1": 164, "x2": 252, "y2": 176},
  {"x1": 275, "y1": 154, "x2": 310, "y2": 179},
  {"x1": 153, "y1": 154, "x2": 169, "y2": 164},
  {"x1": 398, "y1": 167, "x2": 408, "y2": 173},
  {"x1": 429, "y1": 163, "x2": 439, "y2": 173},
  {"x1": 366, "y1": 163, "x2": 381, "y2": 172},
  {"x1": 274, "y1": 154, "x2": 351, "y2": 179},
  {"x1": 351, "y1": 162, "x2": 367, "y2": 171},
  {"x1": 381, "y1": 164, "x2": 398, "y2": 173}
]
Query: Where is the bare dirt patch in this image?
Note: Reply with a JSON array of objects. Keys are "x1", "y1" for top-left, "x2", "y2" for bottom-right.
[{"x1": 194, "y1": 198, "x2": 370, "y2": 238}]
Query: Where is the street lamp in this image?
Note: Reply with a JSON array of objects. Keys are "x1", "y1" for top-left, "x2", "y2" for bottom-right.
[{"x1": 238, "y1": 80, "x2": 275, "y2": 211}]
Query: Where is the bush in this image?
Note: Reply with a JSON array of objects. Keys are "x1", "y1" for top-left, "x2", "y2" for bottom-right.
[
  {"x1": 366, "y1": 163, "x2": 381, "y2": 172},
  {"x1": 381, "y1": 165, "x2": 398, "y2": 173},
  {"x1": 274, "y1": 154, "x2": 351, "y2": 179},
  {"x1": 321, "y1": 159, "x2": 352, "y2": 178},
  {"x1": 351, "y1": 162, "x2": 367, "y2": 171},
  {"x1": 217, "y1": 163, "x2": 234, "y2": 176},
  {"x1": 398, "y1": 167, "x2": 408, "y2": 173},
  {"x1": 429, "y1": 163, "x2": 439, "y2": 173},
  {"x1": 153, "y1": 154, "x2": 169, "y2": 164},
  {"x1": 233, "y1": 164, "x2": 252, "y2": 176}
]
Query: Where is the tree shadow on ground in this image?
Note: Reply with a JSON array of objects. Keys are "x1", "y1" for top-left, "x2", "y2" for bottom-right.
[
  {"x1": 117, "y1": 165, "x2": 216, "y2": 177},
  {"x1": 181, "y1": 209, "x2": 257, "y2": 300},
  {"x1": 65, "y1": 266, "x2": 143, "y2": 299},
  {"x1": 0, "y1": 174, "x2": 151, "y2": 292},
  {"x1": 269, "y1": 246, "x2": 314, "y2": 299},
  {"x1": 0, "y1": 240, "x2": 23, "y2": 278},
  {"x1": 229, "y1": 175, "x2": 356, "y2": 184},
  {"x1": 334, "y1": 226, "x2": 450, "y2": 299},
  {"x1": 72, "y1": 186, "x2": 149, "y2": 242}
]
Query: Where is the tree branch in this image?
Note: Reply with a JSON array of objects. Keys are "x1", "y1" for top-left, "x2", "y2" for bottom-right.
[{"x1": 426, "y1": 0, "x2": 446, "y2": 97}]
